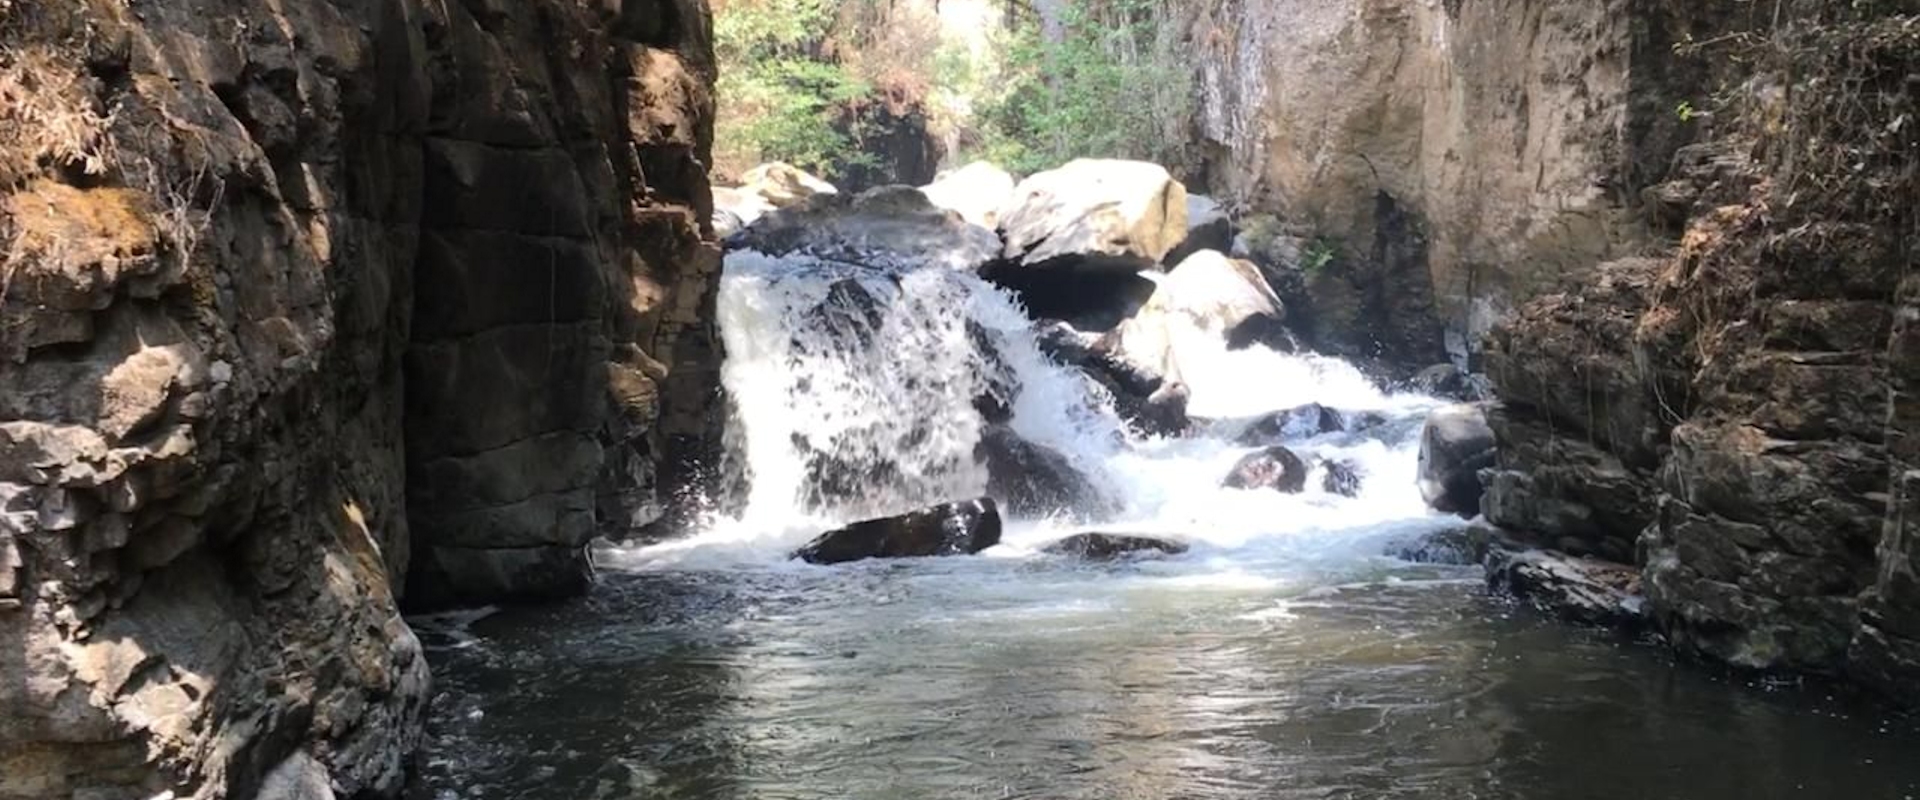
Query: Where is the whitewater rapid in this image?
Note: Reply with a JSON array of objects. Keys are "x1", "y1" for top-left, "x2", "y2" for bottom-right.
[{"x1": 607, "y1": 250, "x2": 1462, "y2": 577}]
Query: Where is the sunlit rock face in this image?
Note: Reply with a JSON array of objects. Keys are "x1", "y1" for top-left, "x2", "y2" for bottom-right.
[
  {"x1": 0, "y1": 0, "x2": 721, "y2": 796},
  {"x1": 1178, "y1": 0, "x2": 1734, "y2": 367}
]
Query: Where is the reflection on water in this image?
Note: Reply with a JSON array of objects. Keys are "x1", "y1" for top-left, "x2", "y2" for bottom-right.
[{"x1": 410, "y1": 557, "x2": 1920, "y2": 800}]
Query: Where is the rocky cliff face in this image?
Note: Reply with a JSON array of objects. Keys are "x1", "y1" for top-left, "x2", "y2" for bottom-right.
[
  {"x1": 0, "y1": 0, "x2": 720, "y2": 797},
  {"x1": 1180, "y1": 0, "x2": 1736, "y2": 367},
  {"x1": 1481, "y1": 8, "x2": 1920, "y2": 698}
]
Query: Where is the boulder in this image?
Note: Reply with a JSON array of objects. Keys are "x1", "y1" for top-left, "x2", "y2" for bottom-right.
[
  {"x1": 1417, "y1": 403, "x2": 1496, "y2": 516},
  {"x1": 739, "y1": 161, "x2": 839, "y2": 206},
  {"x1": 1233, "y1": 403, "x2": 1346, "y2": 446},
  {"x1": 1407, "y1": 363, "x2": 1490, "y2": 402},
  {"x1": 1320, "y1": 458, "x2": 1363, "y2": 497},
  {"x1": 977, "y1": 425, "x2": 1117, "y2": 520},
  {"x1": 1388, "y1": 525, "x2": 1492, "y2": 565},
  {"x1": 985, "y1": 159, "x2": 1189, "y2": 328},
  {"x1": 712, "y1": 186, "x2": 774, "y2": 234},
  {"x1": 1037, "y1": 321, "x2": 1190, "y2": 438},
  {"x1": 1042, "y1": 533, "x2": 1190, "y2": 559},
  {"x1": 1487, "y1": 546, "x2": 1645, "y2": 628},
  {"x1": 1098, "y1": 250, "x2": 1290, "y2": 386},
  {"x1": 1165, "y1": 193, "x2": 1234, "y2": 266},
  {"x1": 793, "y1": 498, "x2": 1004, "y2": 565},
  {"x1": 727, "y1": 185, "x2": 1001, "y2": 271},
  {"x1": 997, "y1": 159, "x2": 1188, "y2": 268},
  {"x1": 921, "y1": 161, "x2": 1016, "y2": 230},
  {"x1": 1223, "y1": 446, "x2": 1310, "y2": 493}
]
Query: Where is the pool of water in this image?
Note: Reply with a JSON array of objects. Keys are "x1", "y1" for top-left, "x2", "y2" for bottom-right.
[{"x1": 408, "y1": 551, "x2": 1920, "y2": 800}]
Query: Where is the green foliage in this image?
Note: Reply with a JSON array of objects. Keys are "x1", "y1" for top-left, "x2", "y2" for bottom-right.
[
  {"x1": 1675, "y1": 100, "x2": 1697, "y2": 123},
  {"x1": 1302, "y1": 238, "x2": 1339, "y2": 279},
  {"x1": 713, "y1": 0, "x2": 867, "y2": 175},
  {"x1": 713, "y1": 0, "x2": 1195, "y2": 179},
  {"x1": 964, "y1": 0, "x2": 1192, "y2": 174}
]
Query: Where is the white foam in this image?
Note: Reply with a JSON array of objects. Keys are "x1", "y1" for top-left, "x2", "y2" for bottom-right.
[{"x1": 612, "y1": 247, "x2": 1461, "y2": 583}]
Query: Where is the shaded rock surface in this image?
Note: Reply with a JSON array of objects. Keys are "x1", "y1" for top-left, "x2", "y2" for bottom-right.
[
  {"x1": 0, "y1": 0, "x2": 723, "y2": 797},
  {"x1": 977, "y1": 426, "x2": 1116, "y2": 521},
  {"x1": 794, "y1": 499, "x2": 1004, "y2": 565},
  {"x1": 1488, "y1": 546, "x2": 1646, "y2": 629},
  {"x1": 1042, "y1": 533, "x2": 1190, "y2": 560},
  {"x1": 726, "y1": 185, "x2": 1000, "y2": 270},
  {"x1": 1037, "y1": 322, "x2": 1189, "y2": 438},
  {"x1": 1417, "y1": 404, "x2": 1497, "y2": 516},
  {"x1": 1223, "y1": 446, "x2": 1310, "y2": 494},
  {"x1": 1166, "y1": 194, "x2": 1234, "y2": 266}
]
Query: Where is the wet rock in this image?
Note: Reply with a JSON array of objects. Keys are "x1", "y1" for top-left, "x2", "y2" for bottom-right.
[
  {"x1": 1388, "y1": 525, "x2": 1492, "y2": 565},
  {"x1": 1223, "y1": 446, "x2": 1310, "y2": 494},
  {"x1": 1417, "y1": 404, "x2": 1496, "y2": 516},
  {"x1": 969, "y1": 322, "x2": 1019, "y2": 426},
  {"x1": 1037, "y1": 321, "x2": 1189, "y2": 438},
  {"x1": 1100, "y1": 250, "x2": 1291, "y2": 383},
  {"x1": 1166, "y1": 194, "x2": 1234, "y2": 266},
  {"x1": 921, "y1": 161, "x2": 1016, "y2": 230},
  {"x1": 1320, "y1": 458, "x2": 1363, "y2": 498},
  {"x1": 1234, "y1": 403, "x2": 1346, "y2": 446},
  {"x1": 1487, "y1": 546, "x2": 1645, "y2": 629},
  {"x1": 794, "y1": 498, "x2": 1004, "y2": 565},
  {"x1": 1407, "y1": 363, "x2": 1490, "y2": 401},
  {"x1": 728, "y1": 186, "x2": 1001, "y2": 271},
  {"x1": 1042, "y1": 533, "x2": 1190, "y2": 559},
  {"x1": 977, "y1": 426, "x2": 1117, "y2": 520},
  {"x1": 985, "y1": 159, "x2": 1188, "y2": 328}
]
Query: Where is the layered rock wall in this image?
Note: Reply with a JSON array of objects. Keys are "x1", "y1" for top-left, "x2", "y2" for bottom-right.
[
  {"x1": 1181, "y1": 0, "x2": 1751, "y2": 365},
  {"x1": 1482, "y1": 9, "x2": 1920, "y2": 697},
  {"x1": 0, "y1": 0, "x2": 719, "y2": 796}
]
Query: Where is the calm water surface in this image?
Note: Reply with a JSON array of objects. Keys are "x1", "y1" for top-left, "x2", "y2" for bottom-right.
[{"x1": 409, "y1": 553, "x2": 1920, "y2": 800}]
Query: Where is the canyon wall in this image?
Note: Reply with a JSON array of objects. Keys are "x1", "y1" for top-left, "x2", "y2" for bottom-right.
[
  {"x1": 0, "y1": 0, "x2": 720, "y2": 797},
  {"x1": 1181, "y1": 0, "x2": 1739, "y2": 367}
]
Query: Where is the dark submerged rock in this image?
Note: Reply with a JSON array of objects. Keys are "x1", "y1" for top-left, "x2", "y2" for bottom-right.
[
  {"x1": 1417, "y1": 403, "x2": 1496, "y2": 516},
  {"x1": 1234, "y1": 403, "x2": 1346, "y2": 446},
  {"x1": 794, "y1": 498, "x2": 1004, "y2": 565},
  {"x1": 977, "y1": 426, "x2": 1116, "y2": 520},
  {"x1": 1042, "y1": 533, "x2": 1190, "y2": 559},
  {"x1": 1320, "y1": 458, "x2": 1363, "y2": 497},
  {"x1": 1223, "y1": 446, "x2": 1311, "y2": 494}
]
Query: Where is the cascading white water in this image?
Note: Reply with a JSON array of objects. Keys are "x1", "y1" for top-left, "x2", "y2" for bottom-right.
[{"x1": 617, "y1": 246, "x2": 1461, "y2": 570}]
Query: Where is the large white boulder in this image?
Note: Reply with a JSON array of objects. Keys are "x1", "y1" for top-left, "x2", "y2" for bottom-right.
[
  {"x1": 996, "y1": 159, "x2": 1188, "y2": 268},
  {"x1": 920, "y1": 161, "x2": 1016, "y2": 229}
]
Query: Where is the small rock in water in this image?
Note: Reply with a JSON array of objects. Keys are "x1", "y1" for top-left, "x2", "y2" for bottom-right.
[
  {"x1": 1417, "y1": 403, "x2": 1496, "y2": 516},
  {"x1": 1041, "y1": 533, "x2": 1190, "y2": 560},
  {"x1": 1320, "y1": 458, "x2": 1363, "y2": 498},
  {"x1": 1223, "y1": 446, "x2": 1310, "y2": 494},
  {"x1": 1235, "y1": 403, "x2": 1346, "y2": 446},
  {"x1": 793, "y1": 498, "x2": 1003, "y2": 565},
  {"x1": 1486, "y1": 546, "x2": 1644, "y2": 628}
]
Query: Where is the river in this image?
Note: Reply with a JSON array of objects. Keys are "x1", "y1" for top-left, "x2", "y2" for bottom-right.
[{"x1": 408, "y1": 245, "x2": 1920, "y2": 799}]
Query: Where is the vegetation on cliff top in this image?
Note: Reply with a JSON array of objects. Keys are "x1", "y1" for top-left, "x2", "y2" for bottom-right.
[{"x1": 713, "y1": 0, "x2": 1192, "y2": 180}]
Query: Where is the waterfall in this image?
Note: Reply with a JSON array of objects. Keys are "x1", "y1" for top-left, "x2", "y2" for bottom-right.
[
  {"x1": 625, "y1": 243, "x2": 1455, "y2": 568},
  {"x1": 713, "y1": 251, "x2": 1126, "y2": 531}
]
